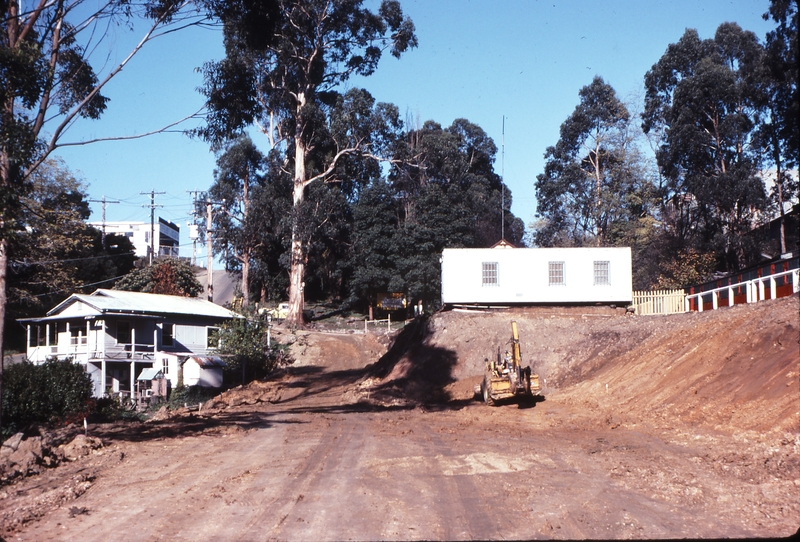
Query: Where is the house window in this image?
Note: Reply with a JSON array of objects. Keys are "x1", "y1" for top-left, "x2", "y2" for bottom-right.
[
  {"x1": 594, "y1": 261, "x2": 610, "y2": 285},
  {"x1": 482, "y1": 262, "x2": 499, "y2": 286},
  {"x1": 117, "y1": 321, "x2": 131, "y2": 344},
  {"x1": 549, "y1": 261, "x2": 565, "y2": 285},
  {"x1": 207, "y1": 327, "x2": 220, "y2": 348},
  {"x1": 162, "y1": 323, "x2": 174, "y2": 347}
]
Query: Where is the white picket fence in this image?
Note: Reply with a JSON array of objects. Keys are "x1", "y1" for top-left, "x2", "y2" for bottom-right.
[
  {"x1": 632, "y1": 289, "x2": 686, "y2": 316},
  {"x1": 685, "y1": 268, "x2": 799, "y2": 312}
]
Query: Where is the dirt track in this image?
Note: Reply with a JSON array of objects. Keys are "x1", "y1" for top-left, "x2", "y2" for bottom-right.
[{"x1": 1, "y1": 295, "x2": 799, "y2": 540}]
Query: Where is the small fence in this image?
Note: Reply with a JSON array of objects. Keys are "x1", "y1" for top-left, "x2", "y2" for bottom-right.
[
  {"x1": 632, "y1": 289, "x2": 686, "y2": 316},
  {"x1": 632, "y1": 266, "x2": 799, "y2": 315},
  {"x1": 685, "y1": 268, "x2": 799, "y2": 312}
]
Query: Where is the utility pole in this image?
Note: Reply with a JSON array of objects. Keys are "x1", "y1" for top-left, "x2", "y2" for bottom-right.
[
  {"x1": 188, "y1": 190, "x2": 202, "y2": 267},
  {"x1": 88, "y1": 196, "x2": 120, "y2": 243},
  {"x1": 206, "y1": 200, "x2": 214, "y2": 302},
  {"x1": 141, "y1": 190, "x2": 165, "y2": 265}
]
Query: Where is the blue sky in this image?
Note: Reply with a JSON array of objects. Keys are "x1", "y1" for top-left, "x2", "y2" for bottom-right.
[{"x1": 55, "y1": 0, "x2": 775, "y2": 260}]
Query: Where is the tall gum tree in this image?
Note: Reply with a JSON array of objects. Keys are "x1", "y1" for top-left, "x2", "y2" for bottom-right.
[
  {"x1": 643, "y1": 23, "x2": 769, "y2": 270},
  {"x1": 198, "y1": 0, "x2": 417, "y2": 326},
  {"x1": 0, "y1": 0, "x2": 208, "y2": 430},
  {"x1": 534, "y1": 77, "x2": 647, "y2": 247}
]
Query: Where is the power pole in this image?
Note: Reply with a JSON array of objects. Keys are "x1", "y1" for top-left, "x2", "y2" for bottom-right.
[
  {"x1": 206, "y1": 200, "x2": 214, "y2": 302},
  {"x1": 88, "y1": 196, "x2": 120, "y2": 243},
  {"x1": 188, "y1": 189, "x2": 202, "y2": 267},
  {"x1": 141, "y1": 190, "x2": 165, "y2": 265}
]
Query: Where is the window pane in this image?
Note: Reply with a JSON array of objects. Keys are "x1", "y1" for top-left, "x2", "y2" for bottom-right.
[
  {"x1": 594, "y1": 261, "x2": 610, "y2": 285},
  {"x1": 548, "y1": 262, "x2": 565, "y2": 285},
  {"x1": 207, "y1": 327, "x2": 220, "y2": 348},
  {"x1": 482, "y1": 262, "x2": 498, "y2": 286},
  {"x1": 162, "y1": 323, "x2": 174, "y2": 346},
  {"x1": 117, "y1": 321, "x2": 131, "y2": 344}
]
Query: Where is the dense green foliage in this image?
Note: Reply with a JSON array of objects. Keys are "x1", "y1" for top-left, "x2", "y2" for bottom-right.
[
  {"x1": 114, "y1": 258, "x2": 203, "y2": 297},
  {"x1": 1, "y1": 360, "x2": 94, "y2": 440},
  {"x1": 215, "y1": 315, "x2": 286, "y2": 383}
]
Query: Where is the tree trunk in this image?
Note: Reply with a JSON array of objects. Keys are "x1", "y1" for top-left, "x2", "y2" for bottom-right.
[
  {"x1": 287, "y1": 97, "x2": 308, "y2": 327},
  {"x1": 241, "y1": 169, "x2": 251, "y2": 305},
  {"x1": 0, "y1": 239, "x2": 7, "y2": 431}
]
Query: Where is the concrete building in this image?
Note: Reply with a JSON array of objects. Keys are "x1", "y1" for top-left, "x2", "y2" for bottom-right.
[{"x1": 90, "y1": 218, "x2": 180, "y2": 259}]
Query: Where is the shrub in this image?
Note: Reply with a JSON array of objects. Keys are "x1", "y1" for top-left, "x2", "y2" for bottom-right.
[{"x1": 2, "y1": 359, "x2": 94, "y2": 440}]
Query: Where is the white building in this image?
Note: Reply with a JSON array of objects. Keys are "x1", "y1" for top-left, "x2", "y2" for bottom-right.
[
  {"x1": 20, "y1": 289, "x2": 240, "y2": 397},
  {"x1": 90, "y1": 218, "x2": 180, "y2": 259},
  {"x1": 441, "y1": 246, "x2": 633, "y2": 305}
]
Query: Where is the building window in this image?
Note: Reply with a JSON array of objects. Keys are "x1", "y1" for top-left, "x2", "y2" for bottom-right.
[
  {"x1": 594, "y1": 261, "x2": 610, "y2": 285},
  {"x1": 482, "y1": 262, "x2": 499, "y2": 286},
  {"x1": 162, "y1": 323, "x2": 174, "y2": 347},
  {"x1": 117, "y1": 321, "x2": 131, "y2": 344},
  {"x1": 207, "y1": 327, "x2": 220, "y2": 348},
  {"x1": 549, "y1": 261, "x2": 565, "y2": 285}
]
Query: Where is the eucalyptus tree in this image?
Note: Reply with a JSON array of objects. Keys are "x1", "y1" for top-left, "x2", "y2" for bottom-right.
[
  {"x1": 643, "y1": 23, "x2": 769, "y2": 271},
  {"x1": 755, "y1": 0, "x2": 798, "y2": 255},
  {"x1": 534, "y1": 77, "x2": 650, "y2": 247},
  {"x1": 198, "y1": 0, "x2": 417, "y2": 326},
  {"x1": 204, "y1": 135, "x2": 266, "y2": 304}
]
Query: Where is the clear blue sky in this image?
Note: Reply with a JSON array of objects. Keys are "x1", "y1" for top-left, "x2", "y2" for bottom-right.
[{"x1": 55, "y1": 0, "x2": 774, "y2": 261}]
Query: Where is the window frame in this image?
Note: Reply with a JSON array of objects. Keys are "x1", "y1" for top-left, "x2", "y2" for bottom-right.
[
  {"x1": 206, "y1": 326, "x2": 221, "y2": 349},
  {"x1": 116, "y1": 321, "x2": 132, "y2": 345},
  {"x1": 162, "y1": 322, "x2": 174, "y2": 347},
  {"x1": 482, "y1": 261, "x2": 499, "y2": 287},
  {"x1": 594, "y1": 260, "x2": 610, "y2": 286},
  {"x1": 548, "y1": 261, "x2": 565, "y2": 286}
]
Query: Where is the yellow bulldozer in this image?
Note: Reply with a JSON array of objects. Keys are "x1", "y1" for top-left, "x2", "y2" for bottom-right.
[{"x1": 477, "y1": 321, "x2": 541, "y2": 405}]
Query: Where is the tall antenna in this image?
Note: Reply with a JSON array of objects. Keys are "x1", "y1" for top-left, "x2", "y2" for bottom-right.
[{"x1": 501, "y1": 115, "x2": 505, "y2": 241}]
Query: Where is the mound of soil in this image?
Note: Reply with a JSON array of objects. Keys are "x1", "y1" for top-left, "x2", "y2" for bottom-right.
[{"x1": 361, "y1": 295, "x2": 799, "y2": 435}]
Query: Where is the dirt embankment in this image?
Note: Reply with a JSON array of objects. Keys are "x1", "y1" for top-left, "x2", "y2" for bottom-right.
[{"x1": 362, "y1": 295, "x2": 799, "y2": 435}]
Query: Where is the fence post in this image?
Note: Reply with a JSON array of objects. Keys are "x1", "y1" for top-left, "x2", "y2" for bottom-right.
[
  {"x1": 794, "y1": 270, "x2": 799, "y2": 294},
  {"x1": 364, "y1": 319, "x2": 368, "y2": 334},
  {"x1": 388, "y1": 313, "x2": 391, "y2": 332},
  {"x1": 770, "y1": 276, "x2": 776, "y2": 300},
  {"x1": 728, "y1": 287, "x2": 734, "y2": 307},
  {"x1": 712, "y1": 291, "x2": 718, "y2": 310},
  {"x1": 758, "y1": 279, "x2": 765, "y2": 301}
]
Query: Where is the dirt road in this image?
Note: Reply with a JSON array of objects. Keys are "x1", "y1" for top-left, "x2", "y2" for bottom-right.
[{"x1": 2, "y1": 296, "x2": 799, "y2": 540}]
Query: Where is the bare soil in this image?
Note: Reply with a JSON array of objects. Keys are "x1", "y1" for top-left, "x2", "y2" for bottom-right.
[{"x1": 1, "y1": 295, "x2": 798, "y2": 540}]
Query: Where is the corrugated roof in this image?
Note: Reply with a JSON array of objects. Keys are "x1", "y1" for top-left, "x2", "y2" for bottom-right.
[
  {"x1": 46, "y1": 289, "x2": 241, "y2": 319},
  {"x1": 137, "y1": 368, "x2": 164, "y2": 380},
  {"x1": 186, "y1": 356, "x2": 227, "y2": 368}
]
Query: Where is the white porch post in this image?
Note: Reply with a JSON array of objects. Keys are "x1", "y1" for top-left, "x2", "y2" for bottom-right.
[
  {"x1": 130, "y1": 361, "x2": 135, "y2": 400},
  {"x1": 101, "y1": 360, "x2": 106, "y2": 397}
]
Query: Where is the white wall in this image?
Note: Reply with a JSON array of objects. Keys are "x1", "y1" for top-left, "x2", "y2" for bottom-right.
[{"x1": 441, "y1": 247, "x2": 632, "y2": 304}]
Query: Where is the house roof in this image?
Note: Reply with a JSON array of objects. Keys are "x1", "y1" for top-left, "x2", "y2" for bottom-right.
[
  {"x1": 43, "y1": 289, "x2": 241, "y2": 320},
  {"x1": 137, "y1": 368, "x2": 164, "y2": 380},
  {"x1": 185, "y1": 356, "x2": 227, "y2": 368}
]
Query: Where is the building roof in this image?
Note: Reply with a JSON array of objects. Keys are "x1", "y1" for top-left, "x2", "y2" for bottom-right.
[
  {"x1": 41, "y1": 289, "x2": 241, "y2": 320},
  {"x1": 137, "y1": 368, "x2": 164, "y2": 380},
  {"x1": 185, "y1": 356, "x2": 227, "y2": 368}
]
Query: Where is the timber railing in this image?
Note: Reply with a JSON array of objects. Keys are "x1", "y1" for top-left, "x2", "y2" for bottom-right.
[{"x1": 685, "y1": 268, "x2": 799, "y2": 312}]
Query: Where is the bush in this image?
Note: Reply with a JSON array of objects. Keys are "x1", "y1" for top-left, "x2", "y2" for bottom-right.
[
  {"x1": 217, "y1": 316, "x2": 289, "y2": 385},
  {"x1": 2, "y1": 359, "x2": 94, "y2": 440}
]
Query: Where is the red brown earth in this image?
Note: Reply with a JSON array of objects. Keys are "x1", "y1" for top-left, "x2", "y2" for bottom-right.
[{"x1": 1, "y1": 294, "x2": 798, "y2": 540}]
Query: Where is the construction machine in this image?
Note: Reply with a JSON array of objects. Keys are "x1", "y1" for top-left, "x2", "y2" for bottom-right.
[{"x1": 477, "y1": 321, "x2": 540, "y2": 405}]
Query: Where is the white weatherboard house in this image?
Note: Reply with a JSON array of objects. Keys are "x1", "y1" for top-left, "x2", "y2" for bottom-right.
[
  {"x1": 20, "y1": 289, "x2": 240, "y2": 398},
  {"x1": 441, "y1": 246, "x2": 633, "y2": 305}
]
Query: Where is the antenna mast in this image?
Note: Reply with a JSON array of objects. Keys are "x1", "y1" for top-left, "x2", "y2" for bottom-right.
[{"x1": 501, "y1": 115, "x2": 505, "y2": 241}]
